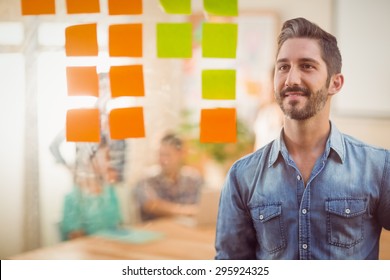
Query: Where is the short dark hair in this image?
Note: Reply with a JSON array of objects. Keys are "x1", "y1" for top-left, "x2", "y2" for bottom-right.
[
  {"x1": 277, "y1": 17, "x2": 342, "y2": 78},
  {"x1": 161, "y1": 133, "x2": 183, "y2": 151}
]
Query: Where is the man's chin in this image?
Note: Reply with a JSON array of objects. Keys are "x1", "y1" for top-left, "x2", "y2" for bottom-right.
[{"x1": 283, "y1": 107, "x2": 312, "y2": 121}]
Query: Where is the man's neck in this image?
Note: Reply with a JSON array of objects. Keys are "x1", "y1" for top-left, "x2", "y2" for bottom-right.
[
  {"x1": 283, "y1": 116, "x2": 330, "y2": 155},
  {"x1": 282, "y1": 116, "x2": 331, "y2": 185}
]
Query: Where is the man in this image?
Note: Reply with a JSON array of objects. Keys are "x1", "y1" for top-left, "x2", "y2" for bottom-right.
[
  {"x1": 135, "y1": 133, "x2": 203, "y2": 221},
  {"x1": 215, "y1": 17, "x2": 390, "y2": 259}
]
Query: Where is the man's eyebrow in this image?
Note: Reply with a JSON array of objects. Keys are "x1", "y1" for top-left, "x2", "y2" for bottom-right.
[
  {"x1": 276, "y1": 57, "x2": 321, "y2": 65},
  {"x1": 300, "y1": 58, "x2": 321, "y2": 65},
  {"x1": 276, "y1": 58, "x2": 289, "y2": 64}
]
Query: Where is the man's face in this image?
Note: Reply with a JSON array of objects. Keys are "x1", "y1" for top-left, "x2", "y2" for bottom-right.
[
  {"x1": 159, "y1": 143, "x2": 182, "y2": 175},
  {"x1": 274, "y1": 38, "x2": 330, "y2": 120}
]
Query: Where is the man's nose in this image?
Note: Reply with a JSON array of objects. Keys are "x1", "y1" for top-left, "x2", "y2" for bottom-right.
[{"x1": 285, "y1": 67, "x2": 301, "y2": 87}]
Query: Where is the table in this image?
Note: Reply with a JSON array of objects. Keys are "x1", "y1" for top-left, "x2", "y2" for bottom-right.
[
  {"x1": 8, "y1": 219, "x2": 390, "y2": 260},
  {"x1": 379, "y1": 229, "x2": 390, "y2": 260},
  {"x1": 9, "y1": 219, "x2": 216, "y2": 260}
]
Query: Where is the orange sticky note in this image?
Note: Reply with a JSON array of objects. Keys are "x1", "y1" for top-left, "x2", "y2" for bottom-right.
[
  {"x1": 21, "y1": 0, "x2": 55, "y2": 15},
  {"x1": 65, "y1": 23, "x2": 98, "y2": 56},
  {"x1": 108, "y1": 0, "x2": 143, "y2": 15},
  {"x1": 109, "y1": 107, "x2": 145, "y2": 139},
  {"x1": 109, "y1": 24, "x2": 142, "y2": 57},
  {"x1": 66, "y1": 109, "x2": 100, "y2": 142},
  {"x1": 66, "y1": 67, "x2": 99, "y2": 97},
  {"x1": 110, "y1": 65, "x2": 144, "y2": 97},
  {"x1": 66, "y1": 0, "x2": 100, "y2": 14},
  {"x1": 200, "y1": 108, "x2": 237, "y2": 143}
]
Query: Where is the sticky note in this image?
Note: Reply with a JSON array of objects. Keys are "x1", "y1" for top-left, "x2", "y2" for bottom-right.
[
  {"x1": 202, "y1": 70, "x2": 236, "y2": 100},
  {"x1": 204, "y1": 0, "x2": 238, "y2": 16},
  {"x1": 109, "y1": 107, "x2": 145, "y2": 139},
  {"x1": 110, "y1": 65, "x2": 144, "y2": 97},
  {"x1": 65, "y1": 23, "x2": 98, "y2": 56},
  {"x1": 66, "y1": 0, "x2": 100, "y2": 14},
  {"x1": 109, "y1": 24, "x2": 142, "y2": 57},
  {"x1": 200, "y1": 108, "x2": 237, "y2": 143},
  {"x1": 21, "y1": 0, "x2": 55, "y2": 15},
  {"x1": 159, "y1": 0, "x2": 191, "y2": 14},
  {"x1": 157, "y1": 23, "x2": 192, "y2": 58},
  {"x1": 202, "y1": 23, "x2": 237, "y2": 58},
  {"x1": 66, "y1": 109, "x2": 100, "y2": 142},
  {"x1": 66, "y1": 67, "x2": 99, "y2": 97},
  {"x1": 108, "y1": 0, "x2": 143, "y2": 15}
]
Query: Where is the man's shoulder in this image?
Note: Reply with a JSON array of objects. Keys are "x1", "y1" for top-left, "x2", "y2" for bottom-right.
[
  {"x1": 135, "y1": 165, "x2": 162, "y2": 187},
  {"x1": 339, "y1": 132, "x2": 390, "y2": 166},
  {"x1": 342, "y1": 132, "x2": 389, "y2": 153},
  {"x1": 232, "y1": 141, "x2": 274, "y2": 171}
]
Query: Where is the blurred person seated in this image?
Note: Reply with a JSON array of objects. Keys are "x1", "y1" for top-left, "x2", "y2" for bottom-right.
[
  {"x1": 135, "y1": 133, "x2": 203, "y2": 221},
  {"x1": 51, "y1": 136, "x2": 123, "y2": 240}
]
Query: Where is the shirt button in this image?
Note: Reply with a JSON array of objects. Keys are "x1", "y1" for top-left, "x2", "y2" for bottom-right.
[
  {"x1": 345, "y1": 208, "x2": 351, "y2": 214},
  {"x1": 302, "y1": 244, "x2": 308, "y2": 250},
  {"x1": 302, "y1": 209, "x2": 307, "y2": 214},
  {"x1": 297, "y1": 175, "x2": 301, "y2": 180},
  {"x1": 259, "y1": 215, "x2": 264, "y2": 220}
]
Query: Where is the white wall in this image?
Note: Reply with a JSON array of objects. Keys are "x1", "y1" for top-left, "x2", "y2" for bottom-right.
[
  {"x1": 0, "y1": 54, "x2": 25, "y2": 259},
  {"x1": 332, "y1": 0, "x2": 390, "y2": 148},
  {"x1": 334, "y1": 0, "x2": 390, "y2": 117}
]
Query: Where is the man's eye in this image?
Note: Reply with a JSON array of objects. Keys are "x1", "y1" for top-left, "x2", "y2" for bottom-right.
[
  {"x1": 302, "y1": 64, "x2": 314, "y2": 70},
  {"x1": 278, "y1": 65, "x2": 289, "y2": 71}
]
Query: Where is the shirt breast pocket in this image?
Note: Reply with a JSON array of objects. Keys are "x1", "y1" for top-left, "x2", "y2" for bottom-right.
[
  {"x1": 325, "y1": 198, "x2": 367, "y2": 248},
  {"x1": 250, "y1": 203, "x2": 286, "y2": 253}
]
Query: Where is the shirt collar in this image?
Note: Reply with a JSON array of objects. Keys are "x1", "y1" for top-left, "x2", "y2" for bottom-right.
[
  {"x1": 268, "y1": 121, "x2": 345, "y2": 167},
  {"x1": 328, "y1": 122, "x2": 345, "y2": 163}
]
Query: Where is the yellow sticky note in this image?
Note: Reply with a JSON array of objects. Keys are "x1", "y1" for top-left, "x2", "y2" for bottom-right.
[
  {"x1": 66, "y1": 0, "x2": 100, "y2": 14},
  {"x1": 66, "y1": 109, "x2": 100, "y2": 142},
  {"x1": 110, "y1": 65, "x2": 144, "y2": 97},
  {"x1": 109, "y1": 24, "x2": 142, "y2": 57},
  {"x1": 108, "y1": 0, "x2": 143, "y2": 15},
  {"x1": 204, "y1": 0, "x2": 238, "y2": 16},
  {"x1": 159, "y1": 0, "x2": 191, "y2": 14},
  {"x1": 109, "y1": 107, "x2": 145, "y2": 139},
  {"x1": 200, "y1": 108, "x2": 237, "y2": 143},
  {"x1": 157, "y1": 23, "x2": 192, "y2": 58},
  {"x1": 202, "y1": 70, "x2": 236, "y2": 100},
  {"x1": 66, "y1": 67, "x2": 99, "y2": 97},
  {"x1": 21, "y1": 0, "x2": 55, "y2": 15},
  {"x1": 65, "y1": 23, "x2": 98, "y2": 56},
  {"x1": 202, "y1": 23, "x2": 237, "y2": 58}
]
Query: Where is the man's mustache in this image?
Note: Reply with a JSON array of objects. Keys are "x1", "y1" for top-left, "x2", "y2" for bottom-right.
[{"x1": 280, "y1": 86, "x2": 310, "y2": 97}]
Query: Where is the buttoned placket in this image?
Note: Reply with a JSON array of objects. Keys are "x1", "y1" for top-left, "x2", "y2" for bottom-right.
[
  {"x1": 299, "y1": 181, "x2": 310, "y2": 259},
  {"x1": 279, "y1": 136, "x2": 332, "y2": 259},
  {"x1": 298, "y1": 157, "x2": 327, "y2": 260},
  {"x1": 284, "y1": 155, "x2": 311, "y2": 259}
]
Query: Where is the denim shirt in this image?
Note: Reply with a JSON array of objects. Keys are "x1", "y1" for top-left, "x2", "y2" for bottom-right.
[{"x1": 215, "y1": 123, "x2": 390, "y2": 259}]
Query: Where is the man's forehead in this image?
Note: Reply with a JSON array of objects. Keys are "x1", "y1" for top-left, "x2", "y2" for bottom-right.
[{"x1": 277, "y1": 38, "x2": 323, "y2": 62}]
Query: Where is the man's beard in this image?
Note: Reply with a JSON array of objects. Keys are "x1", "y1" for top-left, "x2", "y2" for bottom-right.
[{"x1": 275, "y1": 85, "x2": 328, "y2": 120}]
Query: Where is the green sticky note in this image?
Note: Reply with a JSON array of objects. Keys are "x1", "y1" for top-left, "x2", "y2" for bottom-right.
[
  {"x1": 202, "y1": 23, "x2": 237, "y2": 58},
  {"x1": 159, "y1": 0, "x2": 191, "y2": 14},
  {"x1": 202, "y1": 70, "x2": 236, "y2": 100},
  {"x1": 157, "y1": 23, "x2": 192, "y2": 58},
  {"x1": 204, "y1": 0, "x2": 238, "y2": 16}
]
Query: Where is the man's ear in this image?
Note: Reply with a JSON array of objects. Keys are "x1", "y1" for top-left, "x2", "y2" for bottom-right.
[{"x1": 328, "y1": 73, "x2": 344, "y2": 96}]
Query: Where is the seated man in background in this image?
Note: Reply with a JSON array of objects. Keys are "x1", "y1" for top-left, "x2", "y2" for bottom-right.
[{"x1": 135, "y1": 133, "x2": 203, "y2": 221}]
